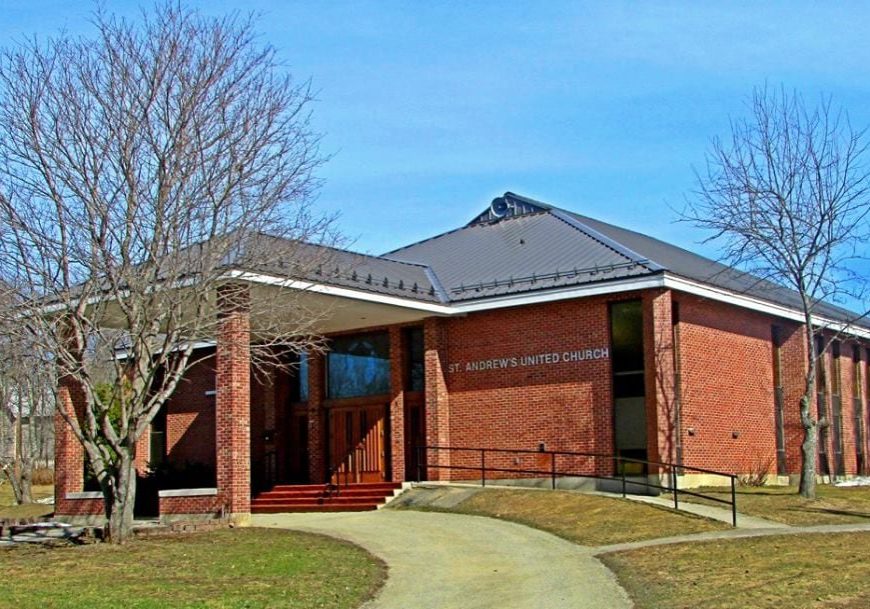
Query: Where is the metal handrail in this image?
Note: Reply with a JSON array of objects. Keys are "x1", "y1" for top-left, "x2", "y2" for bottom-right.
[{"x1": 417, "y1": 445, "x2": 738, "y2": 527}]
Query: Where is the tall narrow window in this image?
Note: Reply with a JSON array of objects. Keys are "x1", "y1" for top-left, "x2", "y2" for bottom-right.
[
  {"x1": 150, "y1": 404, "x2": 168, "y2": 468},
  {"x1": 772, "y1": 326, "x2": 787, "y2": 475},
  {"x1": 404, "y1": 327, "x2": 425, "y2": 393},
  {"x1": 289, "y1": 352, "x2": 309, "y2": 403},
  {"x1": 610, "y1": 300, "x2": 647, "y2": 470},
  {"x1": 672, "y1": 302, "x2": 683, "y2": 468},
  {"x1": 831, "y1": 341, "x2": 845, "y2": 476},
  {"x1": 853, "y1": 346, "x2": 865, "y2": 473},
  {"x1": 815, "y1": 335, "x2": 830, "y2": 476}
]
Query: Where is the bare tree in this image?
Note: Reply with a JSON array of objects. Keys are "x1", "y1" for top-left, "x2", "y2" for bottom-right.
[
  {"x1": 0, "y1": 3, "x2": 336, "y2": 541},
  {"x1": 0, "y1": 338, "x2": 55, "y2": 505},
  {"x1": 684, "y1": 86, "x2": 870, "y2": 499}
]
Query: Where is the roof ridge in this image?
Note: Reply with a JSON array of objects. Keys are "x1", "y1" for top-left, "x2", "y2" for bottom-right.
[
  {"x1": 563, "y1": 211, "x2": 713, "y2": 266},
  {"x1": 385, "y1": 209, "x2": 552, "y2": 257},
  {"x1": 547, "y1": 209, "x2": 665, "y2": 273}
]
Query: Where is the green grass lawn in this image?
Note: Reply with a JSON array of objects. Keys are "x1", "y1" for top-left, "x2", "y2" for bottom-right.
[
  {"x1": 602, "y1": 531, "x2": 870, "y2": 609},
  {"x1": 0, "y1": 527, "x2": 385, "y2": 609},
  {"x1": 693, "y1": 484, "x2": 870, "y2": 526},
  {"x1": 0, "y1": 484, "x2": 54, "y2": 520},
  {"x1": 404, "y1": 487, "x2": 727, "y2": 545}
]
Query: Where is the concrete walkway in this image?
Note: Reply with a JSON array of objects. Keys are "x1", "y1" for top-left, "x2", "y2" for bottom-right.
[
  {"x1": 591, "y1": 521, "x2": 870, "y2": 555},
  {"x1": 252, "y1": 510, "x2": 632, "y2": 609},
  {"x1": 616, "y1": 493, "x2": 790, "y2": 529}
]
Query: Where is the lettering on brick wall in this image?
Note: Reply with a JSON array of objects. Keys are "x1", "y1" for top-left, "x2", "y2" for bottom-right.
[{"x1": 447, "y1": 347, "x2": 609, "y2": 374}]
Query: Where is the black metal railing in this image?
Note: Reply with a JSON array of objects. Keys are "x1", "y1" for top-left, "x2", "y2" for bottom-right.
[{"x1": 417, "y1": 445, "x2": 738, "y2": 527}]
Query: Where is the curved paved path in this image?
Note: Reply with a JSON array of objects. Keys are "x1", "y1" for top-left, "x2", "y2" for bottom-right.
[{"x1": 252, "y1": 510, "x2": 632, "y2": 609}]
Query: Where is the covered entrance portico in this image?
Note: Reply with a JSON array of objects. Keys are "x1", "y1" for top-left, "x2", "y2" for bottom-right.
[{"x1": 210, "y1": 278, "x2": 453, "y2": 522}]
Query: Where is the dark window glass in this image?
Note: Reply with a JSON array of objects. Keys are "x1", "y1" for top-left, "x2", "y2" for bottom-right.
[
  {"x1": 327, "y1": 332, "x2": 391, "y2": 399},
  {"x1": 289, "y1": 352, "x2": 309, "y2": 403},
  {"x1": 815, "y1": 335, "x2": 827, "y2": 389},
  {"x1": 832, "y1": 341, "x2": 841, "y2": 396},
  {"x1": 611, "y1": 301, "x2": 644, "y2": 374},
  {"x1": 405, "y1": 327, "x2": 425, "y2": 392},
  {"x1": 613, "y1": 372, "x2": 645, "y2": 398},
  {"x1": 150, "y1": 404, "x2": 168, "y2": 468}
]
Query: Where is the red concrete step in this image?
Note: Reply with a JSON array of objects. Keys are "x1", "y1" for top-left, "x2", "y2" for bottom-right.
[
  {"x1": 268, "y1": 483, "x2": 401, "y2": 493},
  {"x1": 255, "y1": 489, "x2": 395, "y2": 500},
  {"x1": 252, "y1": 503, "x2": 379, "y2": 513},
  {"x1": 250, "y1": 482, "x2": 402, "y2": 513},
  {"x1": 253, "y1": 495, "x2": 393, "y2": 506}
]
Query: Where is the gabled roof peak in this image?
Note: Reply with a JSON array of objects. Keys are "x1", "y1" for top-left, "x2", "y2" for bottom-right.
[{"x1": 467, "y1": 192, "x2": 554, "y2": 226}]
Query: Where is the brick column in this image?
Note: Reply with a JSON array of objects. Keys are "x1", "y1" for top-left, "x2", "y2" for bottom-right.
[
  {"x1": 55, "y1": 372, "x2": 86, "y2": 507},
  {"x1": 424, "y1": 317, "x2": 450, "y2": 480},
  {"x1": 307, "y1": 350, "x2": 326, "y2": 483},
  {"x1": 216, "y1": 284, "x2": 251, "y2": 524},
  {"x1": 643, "y1": 289, "x2": 676, "y2": 466},
  {"x1": 389, "y1": 326, "x2": 406, "y2": 482}
]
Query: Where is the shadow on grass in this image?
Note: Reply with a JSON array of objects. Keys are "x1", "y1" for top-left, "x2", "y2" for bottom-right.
[{"x1": 796, "y1": 507, "x2": 870, "y2": 519}]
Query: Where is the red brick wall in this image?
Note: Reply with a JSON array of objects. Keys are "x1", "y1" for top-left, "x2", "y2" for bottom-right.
[
  {"x1": 775, "y1": 322, "x2": 808, "y2": 475},
  {"x1": 108, "y1": 284, "x2": 870, "y2": 502},
  {"x1": 644, "y1": 289, "x2": 676, "y2": 466},
  {"x1": 165, "y1": 354, "x2": 217, "y2": 468},
  {"x1": 159, "y1": 494, "x2": 221, "y2": 516},
  {"x1": 675, "y1": 294, "x2": 779, "y2": 474},
  {"x1": 436, "y1": 295, "x2": 617, "y2": 478}
]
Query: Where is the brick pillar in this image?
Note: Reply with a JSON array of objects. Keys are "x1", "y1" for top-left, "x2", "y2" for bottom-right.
[
  {"x1": 643, "y1": 289, "x2": 676, "y2": 466},
  {"x1": 424, "y1": 317, "x2": 450, "y2": 480},
  {"x1": 307, "y1": 350, "x2": 326, "y2": 483},
  {"x1": 389, "y1": 326, "x2": 406, "y2": 482},
  {"x1": 55, "y1": 372, "x2": 86, "y2": 508},
  {"x1": 215, "y1": 284, "x2": 251, "y2": 524}
]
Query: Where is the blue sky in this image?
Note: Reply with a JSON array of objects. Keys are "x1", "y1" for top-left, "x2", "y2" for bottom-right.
[{"x1": 5, "y1": 1, "x2": 870, "y2": 267}]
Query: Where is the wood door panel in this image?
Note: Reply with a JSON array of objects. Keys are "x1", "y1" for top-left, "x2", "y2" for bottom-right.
[{"x1": 329, "y1": 405, "x2": 386, "y2": 484}]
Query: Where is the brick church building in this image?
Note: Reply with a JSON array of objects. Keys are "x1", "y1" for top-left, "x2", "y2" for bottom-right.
[{"x1": 55, "y1": 192, "x2": 870, "y2": 522}]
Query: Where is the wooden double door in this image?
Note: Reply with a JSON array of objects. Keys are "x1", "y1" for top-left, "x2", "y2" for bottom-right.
[{"x1": 328, "y1": 404, "x2": 387, "y2": 484}]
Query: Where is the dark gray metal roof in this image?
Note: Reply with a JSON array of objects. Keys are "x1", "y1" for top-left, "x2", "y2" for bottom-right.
[
  {"x1": 213, "y1": 193, "x2": 865, "y2": 327},
  {"x1": 382, "y1": 192, "x2": 867, "y2": 326},
  {"x1": 563, "y1": 210, "x2": 867, "y2": 326},
  {"x1": 385, "y1": 204, "x2": 659, "y2": 302},
  {"x1": 228, "y1": 233, "x2": 444, "y2": 303}
]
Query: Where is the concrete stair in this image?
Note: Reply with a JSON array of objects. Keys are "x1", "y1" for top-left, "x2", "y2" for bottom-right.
[{"x1": 251, "y1": 482, "x2": 403, "y2": 513}]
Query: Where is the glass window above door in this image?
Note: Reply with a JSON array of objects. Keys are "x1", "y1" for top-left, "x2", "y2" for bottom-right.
[{"x1": 327, "y1": 332, "x2": 391, "y2": 399}]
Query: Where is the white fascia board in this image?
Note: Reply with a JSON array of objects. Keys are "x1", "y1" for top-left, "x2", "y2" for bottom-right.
[
  {"x1": 223, "y1": 271, "x2": 455, "y2": 315},
  {"x1": 663, "y1": 275, "x2": 870, "y2": 340},
  {"x1": 448, "y1": 275, "x2": 668, "y2": 313}
]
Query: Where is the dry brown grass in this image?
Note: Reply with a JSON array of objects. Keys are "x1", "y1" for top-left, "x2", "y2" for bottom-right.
[
  {"x1": 693, "y1": 484, "x2": 870, "y2": 526},
  {"x1": 0, "y1": 484, "x2": 54, "y2": 520},
  {"x1": 602, "y1": 531, "x2": 870, "y2": 609},
  {"x1": 412, "y1": 488, "x2": 727, "y2": 546}
]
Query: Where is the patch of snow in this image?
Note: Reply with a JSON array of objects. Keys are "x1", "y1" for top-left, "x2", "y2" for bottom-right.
[
  {"x1": 835, "y1": 476, "x2": 870, "y2": 487},
  {"x1": 35, "y1": 497, "x2": 55, "y2": 504}
]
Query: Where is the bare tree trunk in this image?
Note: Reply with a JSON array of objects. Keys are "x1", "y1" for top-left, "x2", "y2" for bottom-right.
[
  {"x1": 12, "y1": 410, "x2": 33, "y2": 504},
  {"x1": 105, "y1": 452, "x2": 137, "y2": 543},
  {"x1": 799, "y1": 394, "x2": 817, "y2": 498}
]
